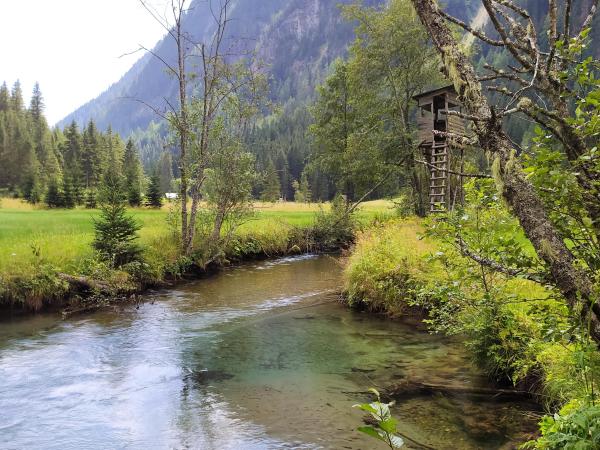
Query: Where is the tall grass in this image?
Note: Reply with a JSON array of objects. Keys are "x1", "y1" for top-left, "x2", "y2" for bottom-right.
[{"x1": 343, "y1": 219, "x2": 437, "y2": 314}]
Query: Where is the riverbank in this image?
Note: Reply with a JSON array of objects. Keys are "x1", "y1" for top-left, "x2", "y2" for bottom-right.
[
  {"x1": 341, "y1": 218, "x2": 599, "y2": 446},
  {"x1": 0, "y1": 198, "x2": 393, "y2": 315}
]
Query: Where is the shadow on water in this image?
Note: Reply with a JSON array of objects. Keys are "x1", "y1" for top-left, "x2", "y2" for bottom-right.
[{"x1": 0, "y1": 254, "x2": 538, "y2": 449}]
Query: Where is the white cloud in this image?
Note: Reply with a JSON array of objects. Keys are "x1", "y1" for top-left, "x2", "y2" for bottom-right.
[{"x1": 1, "y1": 0, "x2": 169, "y2": 125}]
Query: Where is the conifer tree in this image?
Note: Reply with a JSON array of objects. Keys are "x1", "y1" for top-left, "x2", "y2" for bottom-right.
[
  {"x1": 145, "y1": 169, "x2": 163, "y2": 208},
  {"x1": 81, "y1": 120, "x2": 102, "y2": 188},
  {"x1": 299, "y1": 171, "x2": 312, "y2": 203},
  {"x1": 85, "y1": 189, "x2": 97, "y2": 209},
  {"x1": 0, "y1": 82, "x2": 10, "y2": 112},
  {"x1": 123, "y1": 138, "x2": 143, "y2": 206},
  {"x1": 62, "y1": 176, "x2": 75, "y2": 209},
  {"x1": 158, "y1": 151, "x2": 174, "y2": 194},
  {"x1": 93, "y1": 172, "x2": 141, "y2": 268},
  {"x1": 62, "y1": 121, "x2": 82, "y2": 177},
  {"x1": 261, "y1": 160, "x2": 281, "y2": 202},
  {"x1": 10, "y1": 81, "x2": 24, "y2": 112},
  {"x1": 45, "y1": 180, "x2": 61, "y2": 208},
  {"x1": 29, "y1": 82, "x2": 44, "y2": 123}
]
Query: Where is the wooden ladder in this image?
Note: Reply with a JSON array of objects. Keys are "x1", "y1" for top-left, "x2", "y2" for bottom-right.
[{"x1": 429, "y1": 141, "x2": 448, "y2": 213}]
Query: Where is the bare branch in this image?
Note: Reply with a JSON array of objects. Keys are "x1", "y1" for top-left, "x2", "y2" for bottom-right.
[
  {"x1": 120, "y1": 96, "x2": 169, "y2": 121},
  {"x1": 438, "y1": 8, "x2": 504, "y2": 46},
  {"x1": 457, "y1": 237, "x2": 547, "y2": 283},
  {"x1": 139, "y1": 0, "x2": 178, "y2": 42},
  {"x1": 482, "y1": 0, "x2": 534, "y2": 70},
  {"x1": 581, "y1": 0, "x2": 599, "y2": 32},
  {"x1": 564, "y1": 0, "x2": 572, "y2": 38}
]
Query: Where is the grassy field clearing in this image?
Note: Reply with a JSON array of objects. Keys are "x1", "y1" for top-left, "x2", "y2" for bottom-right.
[{"x1": 0, "y1": 198, "x2": 395, "y2": 276}]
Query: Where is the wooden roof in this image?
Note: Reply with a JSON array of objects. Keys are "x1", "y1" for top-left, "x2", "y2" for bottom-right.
[{"x1": 413, "y1": 84, "x2": 457, "y2": 101}]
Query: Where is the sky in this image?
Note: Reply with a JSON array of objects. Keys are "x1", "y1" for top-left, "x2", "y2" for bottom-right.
[{"x1": 1, "y1": 0, "x2": 170, "y2": 125}]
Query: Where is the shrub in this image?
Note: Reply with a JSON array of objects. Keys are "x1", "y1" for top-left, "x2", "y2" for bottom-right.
[
  {"x1": 524, "y1": 402, "x2": 600, "y2": 449},
  {"x1": 311, "y1": 194, "x2": 356, "y2": 250}
]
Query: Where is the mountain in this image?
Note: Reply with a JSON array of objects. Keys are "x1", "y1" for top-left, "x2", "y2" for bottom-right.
[
  {"x1": 58, "y1": 0, "x2": 378, "y2": 136},
  {"x1": 59, "y1": 0, "x2": 482, "y2": 136}
]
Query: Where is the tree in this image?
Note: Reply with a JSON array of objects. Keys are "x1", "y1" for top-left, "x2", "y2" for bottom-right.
[
  {"x1": 299, "y1": 171, "x2": 312, "y2": 203},
  {"x1": 123, "y1": 138, "x2": 143, "y2": 207},
  {"x1": 45, "y1": 180, "x2": 61, "y2": 208},
  {"x1": 409, "y1": 0, "x2": 600, "y2": 340},
  {"x1": 158, "y1": 151, "x2": 174, "y2": 194},
  {"x1": 145, "y1": 169, "x2": 163, "y2": 208},
  {"x1": 10, "y1": 81, "x2": 24, "y2": 112},
  {"x1": 93, "y1": 172, "x2": 141, "y2": 267},
  {"x1": 292, "y1": 179, "x2": 303, "y2": 202},
  {"x1": 309, "y1": 60, "x2": 356, "y2": 201},
  {"x1": 29, "y1": 82, "x2": 44, "y2": 123},
  {"x1": 85, "y1": 189, "x2": 97, "y2": 209},
  {"x1": 140, "y1": 0, "x2": 267, "y2": 255},
  {"x1": 203, "y1": 119, "x2": 257, "y2": 245},
  {"x1": 61, "y1": 121, "x2": 82, "y2": 180},
  {"x1": 0, "y1": 82, "x2": 9, "y2": 112},
  {"x1": 309, "y1": 1, "x2": 439, "y2": 214},
  {"x1": 62, "y1": 176, "x2": 76, "y2": 209},
  {"x1": 81, "y1": 120, "x2": 103, "y2": 188},
  {"x1": 261, "y1": 159, "x2": 281, "y2": 202}
]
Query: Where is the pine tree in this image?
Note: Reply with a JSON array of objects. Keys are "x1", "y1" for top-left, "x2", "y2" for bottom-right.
[
  {"x1": 45, "y1": 180, "x2": 61, "y2": 208},
  {"x1": 62, "y1": 176, "x2": 75, "y2": 209},
  {"x1": 123, "y1": 138, "x2": 143, "y2": 206},
  {"x1": 93, "y1": 172, "x2": 141, "y2": 268},
  {"x1": 299, "y1": 171, "x2": 312, "y2": 203},
  {"x1": 29, "y1": 82, "x2": 44, "y2": 123},
  {"x1": 10, "y1": 81, "x2": 24, "y2": 112},
  {"x1": 23, "y1": 173, "x2": 42, "y2": 204},
  {"x1": 145, "y1": 170, "x2": 163, "y2": 208},
  {"x1": 292, "y1": 179, "x2": 304, "y2": 202},
  {"x1": 261, "y1": 160, "x2": 281, "y2": 202},
  {"x1": 0, "y1": 82, "x2": 9, "y2": 112},
  {"x1": 62, "y1": 121, "x2": 82, "y2": 177},
  {"x1": 158, "y1": 151, "x2": 174, "y2": 193},
  {"x1": 81, "y1": 120, "x2": 102, "y2": 188},
  {"x1": 73, "y1": 179, "x2": 85, "y2": 205},
  {"x1": 85, "y1": 189, "x2": 97, "y2": 209}
]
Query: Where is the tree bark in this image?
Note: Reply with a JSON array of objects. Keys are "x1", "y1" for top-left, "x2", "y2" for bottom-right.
[{"x1": 410, "y1": 0, "x2": 600, "y2": 342}]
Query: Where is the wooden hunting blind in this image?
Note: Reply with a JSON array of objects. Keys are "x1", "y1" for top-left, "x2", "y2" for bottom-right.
[{"x1": 414, "y1": 85, "x2": 468, "y2": 213}]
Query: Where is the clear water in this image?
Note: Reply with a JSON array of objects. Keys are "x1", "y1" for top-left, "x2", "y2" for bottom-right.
[{"x1": 0, "y1": 255, "x2": 537, "y2": 449}]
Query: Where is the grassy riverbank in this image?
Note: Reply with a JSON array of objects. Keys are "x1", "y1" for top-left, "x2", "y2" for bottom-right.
[
  {"x1": 342, "y1": 218, "x2": 597, "y2": 440},
  {"x1": 0, "y1": 198, "x2": 393, "y2": 311}
]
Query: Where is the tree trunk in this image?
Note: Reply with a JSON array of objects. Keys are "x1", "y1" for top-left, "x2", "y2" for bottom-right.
[
  {"x1": 410, "y1": 0, "x2": 600, "y2": 342},
  {"x1": 176, "y1": 20, "x2": 189, "y2": 254},
  {"x1": 210, "y1": 208, "x2": 226, "y2": 243}
]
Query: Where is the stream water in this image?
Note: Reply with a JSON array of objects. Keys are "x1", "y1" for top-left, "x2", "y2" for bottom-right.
[{"x1": 0, "y1": 255, "x2": 538, "y2": 449}]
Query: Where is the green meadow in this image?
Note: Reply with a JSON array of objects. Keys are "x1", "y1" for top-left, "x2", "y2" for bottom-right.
[{"x1": 0, "y1": 198, "x2": 394, "y2": 278}]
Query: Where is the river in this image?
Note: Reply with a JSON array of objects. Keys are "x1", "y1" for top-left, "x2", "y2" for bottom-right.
[{"x1": 0, "y1": 255, "x2": 537, "y2": 449}]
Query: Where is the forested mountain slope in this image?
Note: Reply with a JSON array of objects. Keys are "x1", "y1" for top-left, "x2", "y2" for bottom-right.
[{"x1": 59, "y1": 0, "x2": 480, "y2": 135}]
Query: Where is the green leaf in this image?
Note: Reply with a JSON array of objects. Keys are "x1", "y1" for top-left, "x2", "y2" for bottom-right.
[
  {"x1": 353, "y1": 403, "x2": 379, "y2": 415},
  {"x1": 379, "y1": 417, "x2": 399, "y2": 434},
  {"x1": 358, "y1": 426, "x2": 386, "y2": 442}
]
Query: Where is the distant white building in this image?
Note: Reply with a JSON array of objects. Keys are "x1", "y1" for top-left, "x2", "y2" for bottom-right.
[{"x1": 165, "y1": 193, "x2": 179, "y2": 200}]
